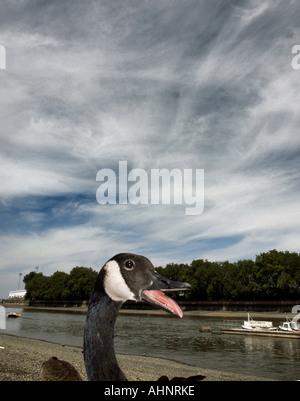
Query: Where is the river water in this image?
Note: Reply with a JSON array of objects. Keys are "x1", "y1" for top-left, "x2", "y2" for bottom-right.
[{"x1": 2, "y1": 307, "x2": 300, "y2": 381}]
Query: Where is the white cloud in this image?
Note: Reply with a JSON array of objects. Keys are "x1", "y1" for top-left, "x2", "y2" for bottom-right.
[
  {"x1": 0, "y1": 225, "x2": 128, "y2": 275},
  {"x1": 0, "y1": 1, "x2": 300, "y2": 297}
]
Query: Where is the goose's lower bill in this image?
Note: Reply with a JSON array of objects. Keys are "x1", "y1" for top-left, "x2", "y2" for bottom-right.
[{"x1": 142, "y1": 289, "x2": 184, "y2": 318}]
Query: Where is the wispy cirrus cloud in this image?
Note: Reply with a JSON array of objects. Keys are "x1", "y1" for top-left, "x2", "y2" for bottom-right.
[{"x1": 0, "y1": 0, "x2": 300, "y2": 297}]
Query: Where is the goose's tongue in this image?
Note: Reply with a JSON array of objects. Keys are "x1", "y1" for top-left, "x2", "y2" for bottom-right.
[{"x1": 142, "y1": 290, "x2": 183, "y2": 318}]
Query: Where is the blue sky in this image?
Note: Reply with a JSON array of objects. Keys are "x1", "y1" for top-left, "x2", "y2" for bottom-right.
[{"x1": 1, "y1": 0, "x2": 300, "y2": 297}]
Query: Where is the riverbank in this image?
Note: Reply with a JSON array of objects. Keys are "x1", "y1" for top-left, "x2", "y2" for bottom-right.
[
  {"x1": 0, "y1": 333, "x2": 273, "y2": 381},
  {"x1": 4, "y1": 303, "x2": 295, "y2": 320},
  {"x1": 5, "y1": 298, "x2": 299, "y2": 314}
]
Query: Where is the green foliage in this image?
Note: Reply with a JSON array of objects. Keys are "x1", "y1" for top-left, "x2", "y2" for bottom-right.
[
  {"x1": 24, "y1": 267, "x2": 97, "y2": 301},
  {"x1": 23, "y1": 250, "x2": 300, "y2": 302},
  {"x1": 61, "y1": 267, "x2": 98, "y2": 300},
  {"x1": 24, "y1": 273, "x2": 50, "y2": 300},
  {"x1": 249, "y1": 250, "x2": 300, "y2": 299},
  {"x1": 157, "y1": 250, "x2": 300, "y2": 301}
]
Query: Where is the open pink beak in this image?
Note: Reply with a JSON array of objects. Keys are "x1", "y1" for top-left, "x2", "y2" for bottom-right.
[
  {"x1": 140, "y1": 269, "x2": 192, "y2": 317},
  {"x1": 142, "y1": 289, "x2": 184, "y2": 317}
]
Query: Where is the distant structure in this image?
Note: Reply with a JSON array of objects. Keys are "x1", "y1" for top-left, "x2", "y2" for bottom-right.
[
  {"x1": 8, "y1": 290, "x2": 26, "y2": 299},
  {"x1": 18, "y1": 273, "x2": 23, "y2": 290}
]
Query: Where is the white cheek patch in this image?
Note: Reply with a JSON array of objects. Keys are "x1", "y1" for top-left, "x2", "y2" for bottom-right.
[{"x1": 104, "y1": 260, "x2": 135, "y2": 302}]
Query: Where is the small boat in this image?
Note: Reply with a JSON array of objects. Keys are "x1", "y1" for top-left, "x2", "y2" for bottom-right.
[
  {"x1": 279, "y1": 317, "x2": 299, "y2": 332},
  {"x1": 6, "y1": 312, "x2": 21, "y2": 318},
  {"x1": 242, "y1": 313, "x2": 275, "y2": 330},
  {"x1": 220, "y1": 313, "x2": 300, "y2": 339}
]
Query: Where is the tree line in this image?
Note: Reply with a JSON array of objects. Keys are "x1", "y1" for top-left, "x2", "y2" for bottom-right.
[
  {"x1": 24, "y1": 267, "x2": 97, "y2": 301},
  {"x1": 24, "y1": 249, "x2": 300, "y2": 302}
]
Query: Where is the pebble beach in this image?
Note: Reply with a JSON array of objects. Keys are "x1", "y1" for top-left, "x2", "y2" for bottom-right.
[{"x1": 0, "y1": 333, "x2": 273, "y2": 381}]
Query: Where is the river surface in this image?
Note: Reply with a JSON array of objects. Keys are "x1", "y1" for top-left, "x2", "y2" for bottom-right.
[{"x1": 2, "y1": 307, "x2": 300, "y2": 381}]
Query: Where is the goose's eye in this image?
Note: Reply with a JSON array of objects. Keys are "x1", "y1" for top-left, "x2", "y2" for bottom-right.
[{"x1": 124, "y1": 260, "x2": 135, "y2": 270}]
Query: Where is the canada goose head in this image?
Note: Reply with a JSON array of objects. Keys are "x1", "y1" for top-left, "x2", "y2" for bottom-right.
[{"x1": 93, "y1": 253, "x2": 192, "y2": 317}]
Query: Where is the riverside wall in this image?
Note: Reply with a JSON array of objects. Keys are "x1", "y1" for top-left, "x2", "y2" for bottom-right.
[{"x1": 4, "y1": 298, "x2": 299, "y2": 313}]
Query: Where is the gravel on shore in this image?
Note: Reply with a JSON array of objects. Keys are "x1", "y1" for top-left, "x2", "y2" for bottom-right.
[{"x1": 0, "y1": 333, "x2": 273, "y2": 381}]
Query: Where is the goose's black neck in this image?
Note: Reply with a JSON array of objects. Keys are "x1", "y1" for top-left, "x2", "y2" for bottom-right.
[{"x1": 83, "y1": 282, "x2": 127, "y2": 381}]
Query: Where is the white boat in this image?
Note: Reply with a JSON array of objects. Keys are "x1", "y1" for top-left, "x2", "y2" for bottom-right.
[
  {"x1": 221, "y1": 313, "x2": 300, "y2": 339},
  {"x1": 242, "y1": 313, "x2": 275, "y2": 330},
  {"x1": 279, "y1": 318, "x2": 299, "y2": 332},
  {"x1": 6, "y1": 312, "x2": 21, "y2": 318}
]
